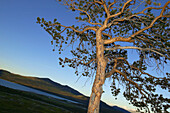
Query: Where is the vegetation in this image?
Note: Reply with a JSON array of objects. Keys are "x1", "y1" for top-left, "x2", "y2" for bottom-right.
[
  {"x1": 37, "y1": 0, "x2": 170, "y2": 113},
  {"x1": 0, "y1": 85, "x2": 73, "y2": 113}
]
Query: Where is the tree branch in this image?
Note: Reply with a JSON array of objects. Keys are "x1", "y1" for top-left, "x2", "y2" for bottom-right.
[
  {"x1": 131, "y1": 66, "x2": 170, "y2": 80},
  {"x1": 104, "y1": 37, "x2": 134, "y2": 44},
  {"x1": 65, "y1": 1, "x2": 102, "y2": 26},
  {"x1": 105, "y1": 46, "x2": 170, "y2": 60},
  {"x1": 72, "y1": 58, "x2": 96, "y2": 66},
  {"x1": 105, "y1": 58, "x2": 117, "y2": 78},
  {"x1": 50, "y1": 23, "x2": 97, "y2": 34},
  {"x1": 102, "y1": 0, "x2": 110, "y2": 17},
  {"x1": 108, "y1": 0, "x2": 116, "y2": 10},
  {"x1": 131, "y1": 1, "x2": 170, "y2": 37},
  {"x1": 114, "y1": 69, "x2": 149, "y2": 95},
  {"x1": 105, "y1": 1, "x2": 170, "y2": 43},
  {"x1": 104, "y1": 0, "x2": 133, "y2": 26}
]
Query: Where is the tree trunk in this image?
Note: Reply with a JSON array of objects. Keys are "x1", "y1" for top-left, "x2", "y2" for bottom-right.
[{"x1": 87, "y1": 30, "x2": 106, "y2": 113}]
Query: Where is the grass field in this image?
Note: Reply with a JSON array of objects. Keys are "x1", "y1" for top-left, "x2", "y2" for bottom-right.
[{"x1": 0, "y1": 85, "x2": 87, "y2": 113}]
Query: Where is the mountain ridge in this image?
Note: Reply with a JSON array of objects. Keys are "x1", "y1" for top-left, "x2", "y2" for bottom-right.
[{"x1": 38, "y1": 77, "x2": 83, "y2": 96}]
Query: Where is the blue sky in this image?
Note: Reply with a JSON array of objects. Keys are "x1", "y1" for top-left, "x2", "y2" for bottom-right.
[{"x1": 0, "y1": 0, "x2": 169, "y2": 112}]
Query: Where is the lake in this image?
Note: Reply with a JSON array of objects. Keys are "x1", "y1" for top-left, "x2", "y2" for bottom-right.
[{"x1": 0, "y1": 79, "x2": 80, "y2": 104}]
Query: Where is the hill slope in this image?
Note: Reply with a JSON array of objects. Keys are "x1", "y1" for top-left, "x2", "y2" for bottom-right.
[
  {"x1": 0, "y1": 69, "x2": 131, "y2": 113},
  {"x1": 0, "y1": 69, "x2": 86, "y2": 101}
]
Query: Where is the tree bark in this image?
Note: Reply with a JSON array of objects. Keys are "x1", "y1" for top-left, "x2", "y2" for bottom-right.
[{"x1": 87, "y1": 29, "x2": 106, "y2": 113}]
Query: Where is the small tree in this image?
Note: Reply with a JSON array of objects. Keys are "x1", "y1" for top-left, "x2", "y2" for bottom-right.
[{"x1": 37, "y1": 0, "x2": 170, "y2": 112}]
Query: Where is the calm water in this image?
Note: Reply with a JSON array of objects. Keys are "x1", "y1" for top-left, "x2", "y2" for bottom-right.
[{"x1": 0, "y1": 79, "x2": 79, "y2": 104}]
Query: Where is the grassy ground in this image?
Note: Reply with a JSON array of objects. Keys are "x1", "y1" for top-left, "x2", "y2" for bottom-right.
[
  {"x1": 0, "y1": 92, "x2": 66, "y2": 113},
  {"x1": 0, "y1": 85, "x2": 86, "y2": 113}
]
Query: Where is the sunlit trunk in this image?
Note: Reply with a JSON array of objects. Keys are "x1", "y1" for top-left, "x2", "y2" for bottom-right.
[{"x1": 87, "y1": 30, "x2": 106, "y2": 113}]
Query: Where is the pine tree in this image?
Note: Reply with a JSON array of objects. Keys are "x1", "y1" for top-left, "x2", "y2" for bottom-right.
[{"x1": 37, "y1": 0, "x2": 170, "y2": 112}]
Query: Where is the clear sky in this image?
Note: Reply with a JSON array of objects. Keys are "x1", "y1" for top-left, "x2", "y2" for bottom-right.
[{"x1": 0, "y1": 0, "x2": 169, "y2": 112}]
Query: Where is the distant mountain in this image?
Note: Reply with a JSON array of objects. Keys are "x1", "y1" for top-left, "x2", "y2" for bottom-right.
[{"x1": 0, "y1": 69, "x2": 131, "y2": 113}]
